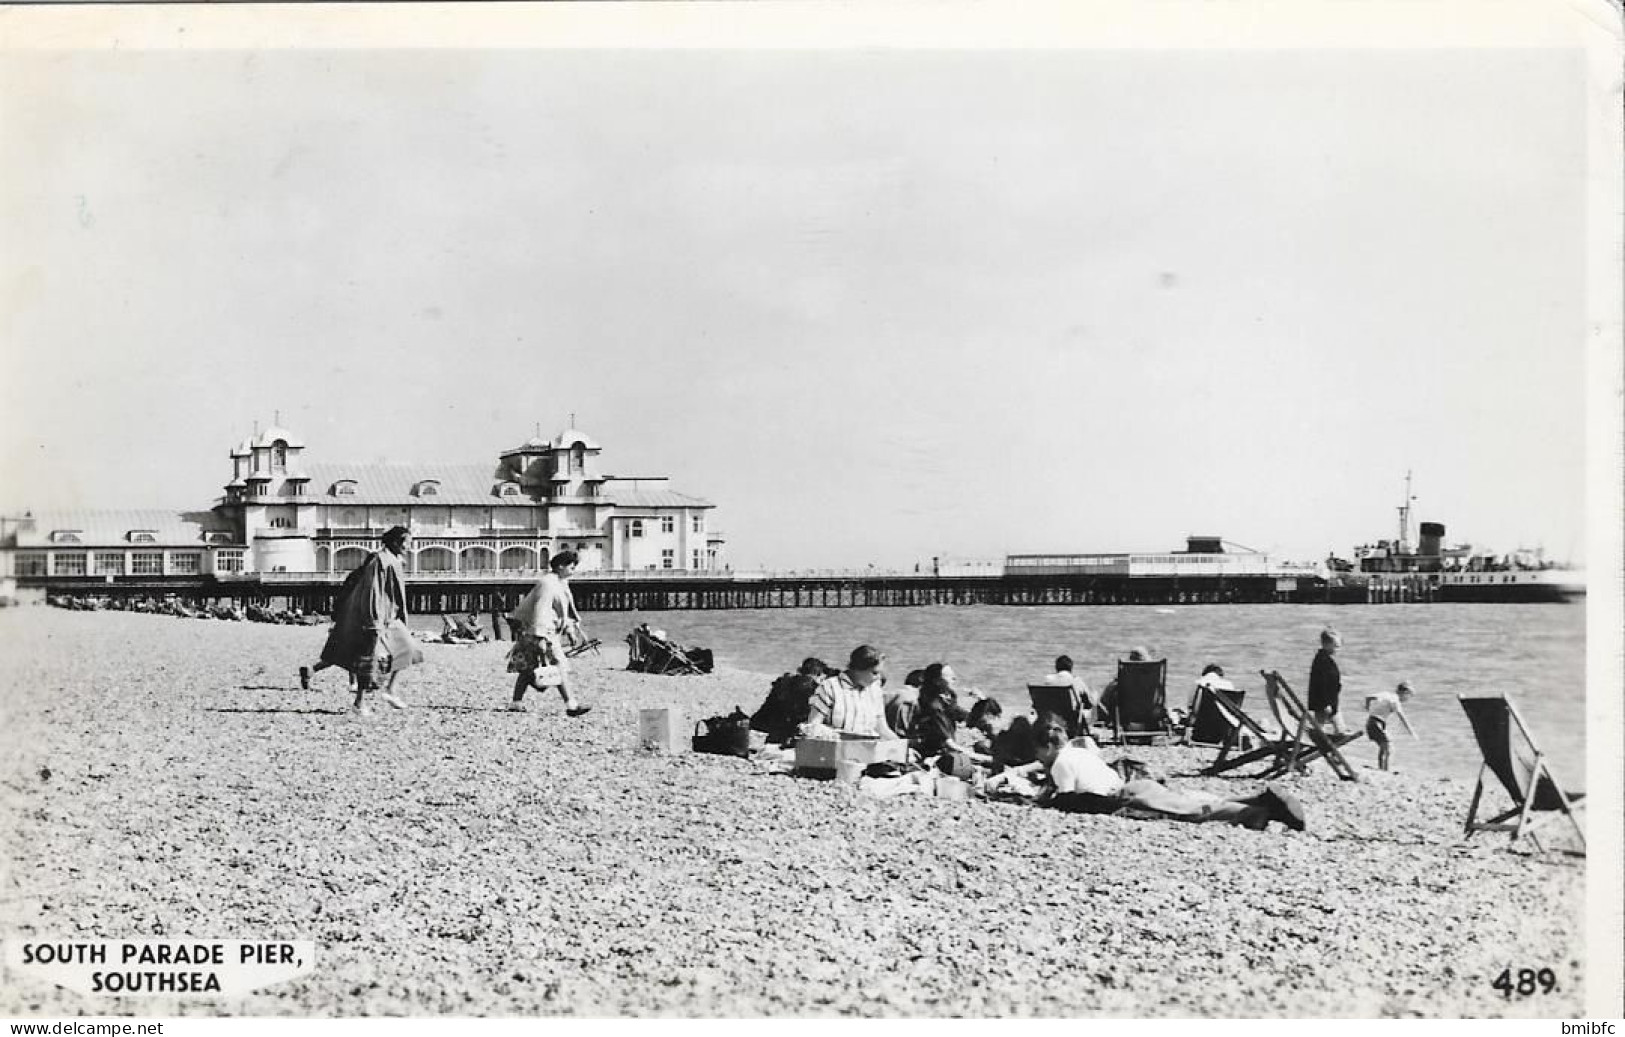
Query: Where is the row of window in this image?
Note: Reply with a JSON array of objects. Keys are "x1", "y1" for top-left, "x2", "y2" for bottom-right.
[
  {"x1": 627, "y1": 516, "x2": 705, "y2": 538},
  {"x1": 50, "y1": 531, "x2": 236, "y2": 545},
  {"x1": 658, "y1": 549, "x2": 708, "y2": 569},
  {"x1": 14, "y1": 550, "x2": 244, "y2": 577},
  {"x1": 327, "y1": 481, "x2": 603, "y2": 500}
]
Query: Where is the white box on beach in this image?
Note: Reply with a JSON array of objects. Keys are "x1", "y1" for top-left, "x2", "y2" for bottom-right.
[
  {"x1": 638, "y1": 708, "x2": 683, "y2": 753},
  {"x1": 794, "y1": 736, "x2": 908, "y2": 777}
]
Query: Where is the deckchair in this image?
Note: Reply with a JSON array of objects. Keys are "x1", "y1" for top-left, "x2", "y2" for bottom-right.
[
  {"x1": 561, "y1": 620, "x2": 602, "y2": 658},
  {"x1": 1257, "y1": 670, "x2": 1362, "y2": 782},
  {"x1": 1028, "y1": 683, "x2": 1090, "y2": 739},
  {"x1": 1107, "y1": 659, "x2": 1174, "y2": 745},
  {"x1": 626, "y1": 625, "x2": 708, "y2": 675},
  {"x1": 564, "y1": 637, "x2": 602, "y2": 659},
  {"x1": 1183, "y1": 682, "x2": 1246, "y2": 748},
  {"x1": 624, "y1": 626, "x2": 653, "y2": 671},
  {"x1": 1200, "y1": 691, "x2": 1305, "y2": 778},
  {"x1": 1459, "y1": 694, "x2": 1585, "y2": 855}
]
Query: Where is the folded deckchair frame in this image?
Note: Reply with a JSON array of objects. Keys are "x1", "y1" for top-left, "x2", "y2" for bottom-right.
[
  {"x1": 506, "y1": 614, "x2": 596, "y2": 656},
  {"x1": 565, "y1": 637, "x2": 602, "y2": 659},
  {"x1": 1459, "y1": 694, "x2": 1585, "y2": 855},
  {"x1": 1028, "y1": 684, "x2": 1089, "y2": 739},
  {"x1": 1258, "y1": 670, "x2": 1362, "y2": 781},
  {"x1": 1201, "y1": 690, "x2": 1307, "y2": 778},
  {"x1": 625, "y1": 625, "x2": 706, "y2": 675},
  {"x1": 1108, "y1": 659, "x2": 1174, "y2": 745}
]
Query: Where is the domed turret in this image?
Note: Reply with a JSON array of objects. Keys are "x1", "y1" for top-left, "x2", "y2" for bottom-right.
[{"x1": 550, "y1": 428, "x2": 601, "y2": 451}]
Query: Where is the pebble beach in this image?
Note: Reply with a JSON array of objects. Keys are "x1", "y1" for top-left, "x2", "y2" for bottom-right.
[{"x1": 0, "y1": 607, "x2": 1589, "y2": 1018}]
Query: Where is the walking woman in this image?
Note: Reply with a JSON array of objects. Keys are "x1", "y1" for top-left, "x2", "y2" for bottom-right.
[
  {"x1": 317, "y1": 525, "x2": 421, "y2": 716},
  {"x1": 505, "y1": 549, "x2": 592, "y2": 716}
]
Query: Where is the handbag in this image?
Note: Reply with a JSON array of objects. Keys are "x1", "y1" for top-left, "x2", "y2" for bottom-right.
[
  {"x1": 533, "y1": 664, "x2": 565, "y2": 687},
  {"x1": 693, "y1": 708, "x2": 754, "y2": 757},
  {"x1": 379, "y1": 619, "x2": 424, "y2": 671}
]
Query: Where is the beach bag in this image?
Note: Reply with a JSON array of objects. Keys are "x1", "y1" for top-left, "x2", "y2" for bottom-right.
[
  {"x1": 380, "y1": 619, "x2": 424, "y2": 672},
  {"x1": 693, "y1": 708, "x2": 754, "y2": 757},
  {"x1": 533, "y1": 663, "x2": 565, "y2": 687}
]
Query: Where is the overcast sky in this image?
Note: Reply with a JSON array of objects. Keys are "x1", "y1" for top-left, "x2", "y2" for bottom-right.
[{"x1": 0, "y1": 8, "x2": 1604, "y2": 570}]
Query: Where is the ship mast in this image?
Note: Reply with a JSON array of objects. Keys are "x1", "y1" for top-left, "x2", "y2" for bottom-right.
[{"x1": 1397, "y1": 470, "x2": 1415, "y2": 554}]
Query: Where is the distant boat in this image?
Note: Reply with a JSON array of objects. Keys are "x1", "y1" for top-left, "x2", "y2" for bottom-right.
[{"x1": 1349, "y1": 473, "x2": 1583, "y2": 604}]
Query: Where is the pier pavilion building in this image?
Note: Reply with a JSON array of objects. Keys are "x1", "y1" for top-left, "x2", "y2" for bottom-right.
[{"x1": 2, "y1": 425, "x2": 726, "y2": 581}]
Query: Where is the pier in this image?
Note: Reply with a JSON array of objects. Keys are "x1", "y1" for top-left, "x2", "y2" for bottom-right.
[{"x1": 25, "y1": 569, "x2": 1442, "y2": 613}]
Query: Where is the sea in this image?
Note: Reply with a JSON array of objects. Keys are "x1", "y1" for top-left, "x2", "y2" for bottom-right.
[{"x1": 416, "y1": 602, "x2": 1588, "y2": 787}]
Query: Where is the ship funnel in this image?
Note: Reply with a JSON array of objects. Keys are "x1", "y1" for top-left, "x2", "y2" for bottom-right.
[{"x1": 1418, "y1": 522, "x2": 1445, "y2": 557}]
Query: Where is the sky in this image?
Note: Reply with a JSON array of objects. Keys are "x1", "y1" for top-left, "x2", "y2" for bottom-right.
[{"x1": 0, "y1": 6, "x2": 1607, "y2": 571}]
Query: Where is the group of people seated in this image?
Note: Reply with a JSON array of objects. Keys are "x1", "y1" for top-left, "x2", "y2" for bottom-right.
[
  {"x1": 747, "y1": 643, "x2": 1308, "y2": 832},
  {"x1": 437, "y1": 613, "x2": 491, "y2": 644},
  {"x1": 47, "y1": 594, "x2": 325, "y2": 625}
]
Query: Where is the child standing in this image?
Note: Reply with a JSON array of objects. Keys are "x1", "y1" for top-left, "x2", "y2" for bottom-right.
[{"x1": 1364, "y1": 681, "x2": 1417, "y2": 771}]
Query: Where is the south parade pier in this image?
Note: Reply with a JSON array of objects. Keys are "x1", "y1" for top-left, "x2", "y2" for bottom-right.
[{"x1": 27, "y1": 565, "x2": 1440, "y2": 617}]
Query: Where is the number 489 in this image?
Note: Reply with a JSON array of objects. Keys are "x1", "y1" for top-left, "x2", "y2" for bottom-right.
[{"x1": 1493, "y1": 967, "x2": 1558, "y2": 997}]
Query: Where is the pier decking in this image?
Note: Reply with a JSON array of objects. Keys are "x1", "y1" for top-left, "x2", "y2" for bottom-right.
[{"x1": 26, "y1": 568, "x2": 1443, "y2": 613}]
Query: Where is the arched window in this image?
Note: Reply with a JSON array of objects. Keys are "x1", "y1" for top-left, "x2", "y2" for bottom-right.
[
  {"x1": 499, "y1": 483, "x2": 521, "y2": 498},
  {"x1": 271, "y1": 440, "x2": 288, "y2": 472},
  {"x1": 415, "y1": 480, "x2": 441, "y2": 497},
  {"x1": 334, "y1": 480, "x2": 358, "y2": 497},
  {"x1": 570, "y1": 444, "x2": 585, "y2": 475}
]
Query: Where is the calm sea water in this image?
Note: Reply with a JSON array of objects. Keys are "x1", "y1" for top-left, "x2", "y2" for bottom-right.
[{"x1": 419, "y1": 602, "x2": 1588, "y2": 786}]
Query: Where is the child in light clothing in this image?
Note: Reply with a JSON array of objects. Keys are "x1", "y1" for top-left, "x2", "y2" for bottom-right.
[{"x1": 1364, "y1": 681, "x2": 1417, "y2": 771}]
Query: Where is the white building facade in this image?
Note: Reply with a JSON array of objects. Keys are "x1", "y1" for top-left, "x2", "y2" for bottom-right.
[{"x1": 2, "y1": 425, "x2": 726, "y2": 580}]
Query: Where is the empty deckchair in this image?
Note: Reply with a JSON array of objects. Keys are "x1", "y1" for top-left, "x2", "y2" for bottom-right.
[
  {"x1": 1201, "y1": 691, "x2": 1307, "y2": 779},
  {"x1": 1459, "y1": 694, "x2": 1585, "y2": 855},
  {"x1": 1257, "y1": 670, "x2": 1362, "y2": 782},
  {"x1": 1107, "y1": 659, "x2": 1174, "y2": 745},
  {"x1": 1028, "y1": 683, "x2": 1091, "y2": 739}
]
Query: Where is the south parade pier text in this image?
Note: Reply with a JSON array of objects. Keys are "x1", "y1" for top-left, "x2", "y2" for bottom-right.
[
  {"x1": 7, "y1": 940, "x2": 313, "y2": 997},
  {"x1": 21, "y1": 942, "x2": 299, "y2": 967}
]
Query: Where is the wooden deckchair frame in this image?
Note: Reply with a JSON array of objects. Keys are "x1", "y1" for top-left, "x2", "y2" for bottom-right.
[
  {"x1": 1028, "y1": 684, "x2": 1089, "y2": 739},
  {"x1": 626, "y1": 625, "x2": 705, "y2": 675},
  {"x1": 1256, "y1": 670, "x2": 1362, "y2": 782},
  {"x1": 1459, "y1": 694, "x2": 1585, "y2": 855},
  {"x1": 1182, "y1": 682, "x2": 1245, "y2": 748},
  {"x1": 1201, "y1": 690, "x2": 1315, "y2": 779},
  {"x1": 1109, "y1": 658, "x2": 1174, "y2": 745}
]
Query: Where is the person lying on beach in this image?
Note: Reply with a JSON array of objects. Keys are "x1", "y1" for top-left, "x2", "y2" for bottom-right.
[
  {"x1": 1364, "y1": 681, "x2": 1417, "y2": 771},
  {"x1": 1029, "y1": 714, "x2": 1306, "y2": 830},
  {"x1": 801, "y1": 644, "x2": 897, "y2": 739}
]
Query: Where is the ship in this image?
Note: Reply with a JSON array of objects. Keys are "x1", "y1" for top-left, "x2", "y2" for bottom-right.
[{"x1": 1343, "y1": 473, "x2": 1585, "y2": 604}]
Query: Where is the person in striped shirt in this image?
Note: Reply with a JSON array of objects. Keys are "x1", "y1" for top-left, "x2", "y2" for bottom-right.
[{"x1": 803, "y1": 644, "x2": 898, "y2": 738}]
